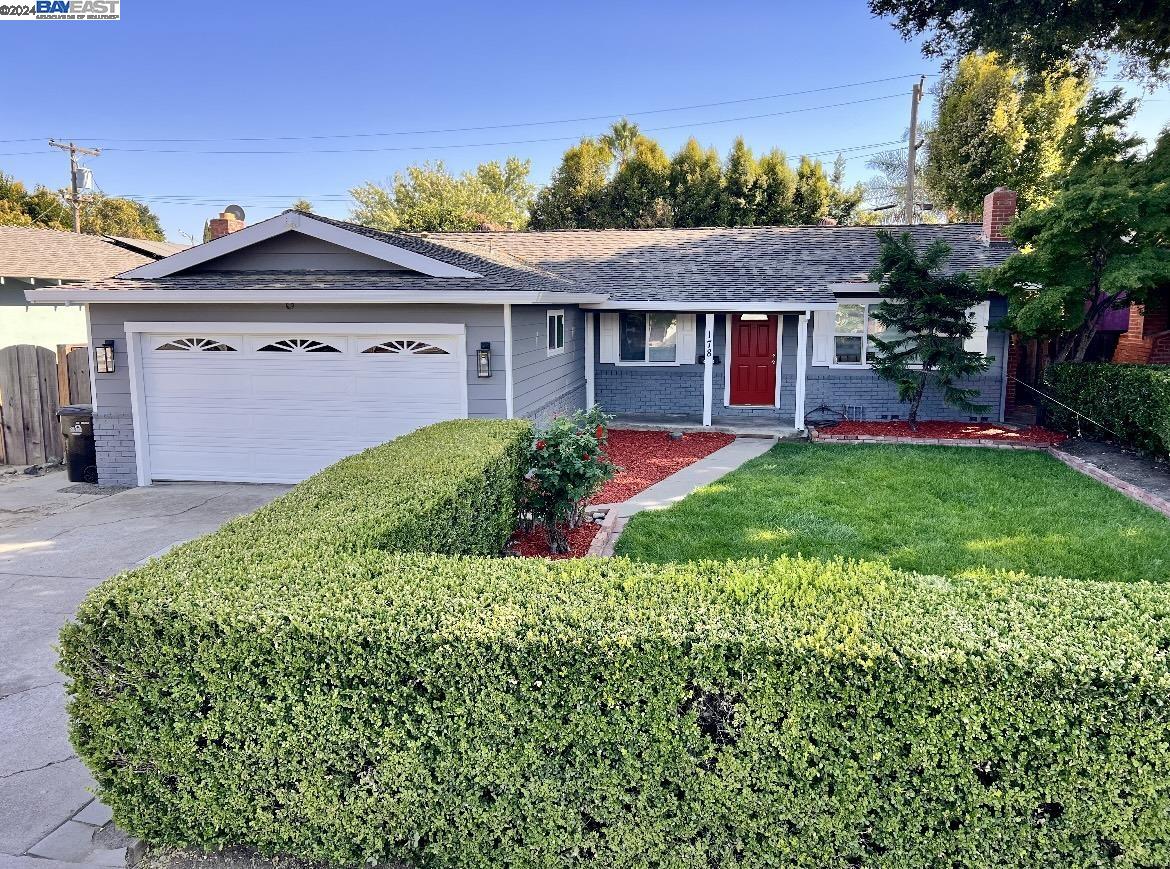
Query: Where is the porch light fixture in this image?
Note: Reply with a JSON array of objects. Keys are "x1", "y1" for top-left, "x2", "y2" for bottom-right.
[
  {"x1": 95, "y1": 339, "x2": 115, "y2": 374},
  {"x1": 477, "y1": 341, "x2": 492, "y2": 377}
]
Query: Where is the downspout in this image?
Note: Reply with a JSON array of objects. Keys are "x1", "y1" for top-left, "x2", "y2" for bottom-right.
[{"x1": 503, "y1": 303, "x2": 514, "y2": 419}]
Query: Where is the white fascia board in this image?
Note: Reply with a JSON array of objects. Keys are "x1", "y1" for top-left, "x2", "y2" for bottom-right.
[
  {"x1": 118, "y1": 211, "x2": 481, "y2": 279},
  {"x1": 123, "y1": 321, "x2": 467, "y2": 336},
  {"x1": 581, "y1": 300, "x2": 837, "y2": 311},
  {"x1": 830, "y1": 282, "x2": 881, "y2": 295},
  {"x1": 24, "y1": 289, "x2": 608, "y2": 305}
]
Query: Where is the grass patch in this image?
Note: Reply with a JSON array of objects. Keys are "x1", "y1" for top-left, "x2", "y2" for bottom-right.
[{"x1": 615, "y1": 442, "x2": 1170, "y2": 582}]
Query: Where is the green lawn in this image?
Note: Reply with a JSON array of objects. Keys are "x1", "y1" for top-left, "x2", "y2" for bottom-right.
[{"x1": 615, "y1": 442, "x2": 1170, "y2": 583}]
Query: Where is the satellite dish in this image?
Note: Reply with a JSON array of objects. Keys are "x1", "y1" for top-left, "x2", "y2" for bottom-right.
[{"x1": 224, "y1": 204, "x2": 246, "y2": 222}]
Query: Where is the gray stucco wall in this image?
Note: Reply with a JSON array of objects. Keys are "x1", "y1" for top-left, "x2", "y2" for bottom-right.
[
  {"x1": 510, "y1": 304, "x2": 586, "y2": 424},
  {"x1": 87, "y1": 302, "x2": 507, "y2": 486}
]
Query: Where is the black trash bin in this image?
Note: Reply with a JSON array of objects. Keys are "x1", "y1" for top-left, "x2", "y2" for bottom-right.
[{"x1": 58, "y1": 404, "x2": 97, "y2": 484}]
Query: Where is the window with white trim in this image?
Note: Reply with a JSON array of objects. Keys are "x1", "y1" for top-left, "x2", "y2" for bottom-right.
[
  {"x1": 547, "y1": 310, "x2": 565, "y2": 356},
  {"x1": 834, "y1": 303, "x2": 912, "y2": 365},
  {"x1": 619, "y1": 312, "x2": 677, "y2": 363}
]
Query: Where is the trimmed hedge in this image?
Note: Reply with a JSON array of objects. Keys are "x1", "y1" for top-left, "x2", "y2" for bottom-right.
[
  {"x1": 1046, "y1": 363, "x2": 1170, "y2": 456},
  {"x1": 63, "y1": 545, "x2": 1170, "y2": 864}
]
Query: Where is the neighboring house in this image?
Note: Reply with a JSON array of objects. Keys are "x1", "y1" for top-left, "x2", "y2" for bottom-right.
[
  {"x1": 25, "y1": 190, "x2": 1016, "y2": 487},
  {"x1": 0, "y1": 226, "x2": 186, "y2": 351},
  {"x1": 1113, "y1": 289, "x2": 1170, "y2": 365}
]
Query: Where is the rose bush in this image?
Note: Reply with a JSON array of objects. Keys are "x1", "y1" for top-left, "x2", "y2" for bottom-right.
[{"x1": 520, "y1": 407, "x2": 615, "y2": 553}]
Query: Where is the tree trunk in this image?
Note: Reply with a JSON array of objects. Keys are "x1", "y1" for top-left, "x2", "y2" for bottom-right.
[{"x1": 907, "y1": 380, "x2": 927, "y2": 430}]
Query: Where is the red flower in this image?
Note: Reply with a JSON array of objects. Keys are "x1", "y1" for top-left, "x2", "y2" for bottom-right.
[
  {"x1": 536, "y1": 440, "x2": 546, "y2": 450},
  {"x1": 596, "y1": 425, "x2": 605, "y2": 439},
  {"x1": 583, "y1": 454, "x2": 591, "y2": 461}
]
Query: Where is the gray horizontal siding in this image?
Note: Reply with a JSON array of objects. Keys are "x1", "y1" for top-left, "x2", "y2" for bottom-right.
[{"x1": 511, "y1": 304, "x2": 586, "y2": 420}]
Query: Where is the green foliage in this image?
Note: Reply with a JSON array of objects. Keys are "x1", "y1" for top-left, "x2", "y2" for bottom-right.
[
  {"x1": 349, "y1": 156, "x2": 534, "y2": 231},
  {"x1": 616, "y1": 441, "x2": 1170, "y2": 583},
  {"x1": 868, "y1": 230, "x2": 991, "y2": 422},
  {"x1": 520, "y1": 408, "x2": 615, "y2": 553},
  {"x1": 1046, "y1": 363, "x2": 1170, "y2": 457},
  {"x1": 529, "y1": 137, "x2": 613, "y2": 230},
  {"x1": 869, "y1": 0, "x2": 1170, "y2": 84},
  {"x1": 79, "y1": 193, "x2": 165, "y2": 241},
  {"x1": 62, "y1": 540, "x2": 1170, "y2": 866},
  {"x1": 989, "y1": 91, "x2": 1170, "y2": 362},
  {"x1": 531, "y1": 123, "x2": 862, "y2": 229},
  {"x1": 0, "y1": 171, "x2": 164, "y2": 239},
  {"x1": 290, "y1": 198, "x2": 313, "y2": 213},
  {"x1": 669, "y1": 138, "x2": 724, "y2": 227},
  {"x1": 721, "y1": 136, "x2": 758, "y2": 226},
  {"x1": 925, "y1": 53, "x2": 1088, "y2": 216}
]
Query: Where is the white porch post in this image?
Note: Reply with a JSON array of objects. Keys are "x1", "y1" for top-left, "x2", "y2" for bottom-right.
[
  {"x1": 584, "y1": 311, "x2": 595, "y2": 409},
  {"x1": 702, "y1": 313, "x2": 715, "y2": 427},
  {"x1": 795, "y1": 312, "x2": 809, "y2": 430}
]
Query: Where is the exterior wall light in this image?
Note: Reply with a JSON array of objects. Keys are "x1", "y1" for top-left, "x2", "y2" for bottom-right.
[
  {"x1": 95, "y1": 339, "x2": 115, "y2": 374},
  {"x1": 477, "y1": 341, "x2": 492, "y2": 378}
]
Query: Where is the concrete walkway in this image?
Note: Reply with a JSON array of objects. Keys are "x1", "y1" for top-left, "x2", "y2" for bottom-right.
[
  {"x1": 0, "y1": 473, "x2": 288, "y2": 868},
  {"x1": 614, "y1": 437, "x2": 777, "y2": 519}
]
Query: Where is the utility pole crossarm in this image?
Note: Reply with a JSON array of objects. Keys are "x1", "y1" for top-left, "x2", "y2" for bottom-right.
[{"x1": 48, "y1": 139, "x2": 102, "y2": 234}]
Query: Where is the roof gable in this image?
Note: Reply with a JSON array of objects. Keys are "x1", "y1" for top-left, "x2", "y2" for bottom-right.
[{"x1": 119, "y1": 211, "x2": 482, "y2": 279}]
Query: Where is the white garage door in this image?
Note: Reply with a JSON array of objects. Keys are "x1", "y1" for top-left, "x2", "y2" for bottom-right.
[{"x1": 135, "y1": 328, "x2": 467, "y2": 483}]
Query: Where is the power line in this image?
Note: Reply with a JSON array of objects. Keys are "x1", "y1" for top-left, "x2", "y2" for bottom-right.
[
  {"x1": 7, "y1": 94, "x2": 904, "y2": 157},
  {"x1": 11, "y1": 74, "x2": 930, "y2": 146}
]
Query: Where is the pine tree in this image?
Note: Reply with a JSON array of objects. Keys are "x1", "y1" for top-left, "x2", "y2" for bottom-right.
[
  {"x1": 867, "y1": 231, "x2": 991, "y2": 425},
  {"x1": 755, "y1": 149, "x2": 797, "y2": 225}
]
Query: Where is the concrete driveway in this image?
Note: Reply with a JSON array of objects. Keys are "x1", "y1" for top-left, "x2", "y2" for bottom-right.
[{"x1": 0, "y1": 471, "x2": 288, "y2": 868}]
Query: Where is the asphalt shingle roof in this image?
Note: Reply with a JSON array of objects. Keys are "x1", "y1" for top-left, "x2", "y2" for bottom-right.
[
  {"x1": 53, "y1": 213, "x2": 1015, "y2": 303},
  {"x1": 0, "y1": 225, "x2": 170, "y2": 280},
  {"x1": 429, "y1": 223, "x2": 1014, "y2": 304}
]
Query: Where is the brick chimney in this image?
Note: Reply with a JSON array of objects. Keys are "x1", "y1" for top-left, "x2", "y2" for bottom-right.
[
  {"x1": 981, "y1": 187, "x2": 1017, "y2": 245},
  {"x1": 208, "y1": 210, "x2": 245, "y2": 240}
]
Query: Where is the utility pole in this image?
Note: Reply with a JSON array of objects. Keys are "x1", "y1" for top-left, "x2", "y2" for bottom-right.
[
  {"x1": 48, "y1": 140, "x2": 101, "y2": 233},
  {"x1": 904, "y1": 75, "x2": 925, "y2": 225}
]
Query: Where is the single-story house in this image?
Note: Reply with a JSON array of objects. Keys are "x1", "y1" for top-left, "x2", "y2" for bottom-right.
[
  {"x1": 0, "y1": 226, "x2": 186, "y2": 351},
  {"x1": 25, "y1": 190, "x2": 1017, "y2": 487}
]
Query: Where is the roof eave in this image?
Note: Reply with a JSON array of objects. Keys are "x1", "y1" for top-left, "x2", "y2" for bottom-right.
[
  {"x1": 24, "y1": 288, "x2": 609, "y2": 305},
  {"x1": 583, "y1": 300, "x2": 837, "y2": 311}
]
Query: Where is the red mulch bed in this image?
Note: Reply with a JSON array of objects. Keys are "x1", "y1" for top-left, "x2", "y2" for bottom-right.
[
  {"x1": 509, "y1": 522, "x2": 601, "y2": 560},
  {"x1": 820, "y1": 420, "x2": 1067, "y2": 445},
  {"x1": 592, "y1": 429, "x2": 737, "y2": 503},
  {"x1": 508, "y1": 428, "x2": 736, "y2": 559}
]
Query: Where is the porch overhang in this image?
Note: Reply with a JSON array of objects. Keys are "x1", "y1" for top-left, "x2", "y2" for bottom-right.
[{"x1": 581, "y1": 300, "x2": 836, "y2": 311}]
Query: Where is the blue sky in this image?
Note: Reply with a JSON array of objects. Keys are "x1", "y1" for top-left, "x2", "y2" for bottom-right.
[{"x1": 4, "y1": 0, "x2": 1167, "y2": 241}]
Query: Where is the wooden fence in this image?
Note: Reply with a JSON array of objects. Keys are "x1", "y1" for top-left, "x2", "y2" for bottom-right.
[{"x1": 0, "y1": 343, "x2": 90, "y2": 466}]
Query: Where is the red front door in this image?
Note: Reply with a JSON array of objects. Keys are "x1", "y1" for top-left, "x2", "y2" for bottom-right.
[{"x1": 730, "y1": 315, "x2": 777, "y2": 405}]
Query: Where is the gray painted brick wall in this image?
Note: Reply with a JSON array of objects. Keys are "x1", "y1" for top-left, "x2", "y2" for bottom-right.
[{"x1": 93, "y1": 412, "x2": 136, "y2": 486}]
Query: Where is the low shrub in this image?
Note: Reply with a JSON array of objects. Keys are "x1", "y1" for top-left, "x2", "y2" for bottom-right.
[
  {"x1": 1045, "y1": 362, "x2": 1170, "y2": 456},
  {"x1": 62, "y1": 548, "x2": 1170, "y2": 867},
  {"x1": 520, "y1": 407, "x2": 615, "y2": 552}
]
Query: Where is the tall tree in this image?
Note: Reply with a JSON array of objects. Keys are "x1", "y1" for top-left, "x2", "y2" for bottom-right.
[
  {"x1": 722, "y1": 137, "x2": 759, "y2": 226},
  {"x1": 864, "y1": 140, "x2": 937, "y2": 222},
  {"x1": 79, "y1": 194, "x2": 165, "y2": 240},
  {"x1": 792, "y1": 157, "x2": 835, "y2": 223},
  {"x1": 0, "y1": 171, "x2": 70, "y2": 230},
  {"x1": 926, "y1": 53, "x2": 1087, "y2": 217},
  {"x1": 605, "y1": 135, "x2": 672, "y2": 228},
  {"x1": 529, "y1": 139, "x2": 612, "y2": 230},
  {"x1": 350, "y1": 157, "x2": 533, "y2": 232},
  {"x1": 601, "y1": 119, "x2": 642, "y2": 169},
  {"x1": 754, "y1": 149, "x2": 797, "y2": 225},
  {"x1": 668, "y1": 138, "x2": 723, "y2": 227},
  {"x1": 869, "y1": 0, "x2": 1170, "y2": 83},
  {"x1": 989, "y1": 91, "x2": 1170, "y2": 362},
  {"x1": 868, "y1": 230, "x2": 991, "y2": 425}
]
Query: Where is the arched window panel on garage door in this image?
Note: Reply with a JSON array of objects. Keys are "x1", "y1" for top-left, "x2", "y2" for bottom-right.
[
  {"x1": 257, "y1": 338, "x2": 342, "y2": 353},
  {"x1": 361, "y1": 339, "x2": 450, "y2": 355},
  {"x1": 154, "y1": 337, "x2": 238, "y2": 352}
]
